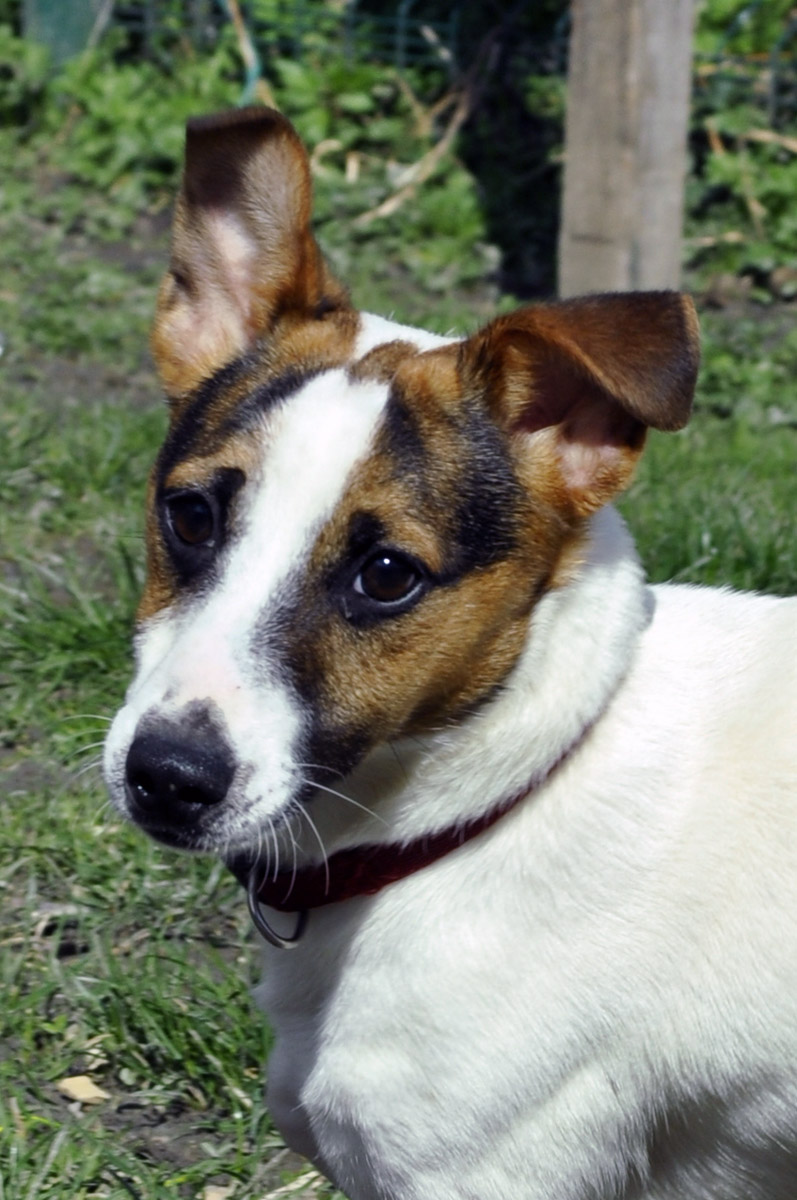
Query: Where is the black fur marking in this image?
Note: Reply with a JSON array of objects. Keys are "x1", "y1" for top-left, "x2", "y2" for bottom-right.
[
  {"x1": 343, "y1": 511, "x2": 387, "y2": 560},
  {"x1": 296, "y1": 722, "x2": 372, "y2": 803},
  {"x1": 378, "y1": 386, "x2": 521, "y2": 582},
  {"x1": 159, "y1": 355, "x2": 254, "y2": 479},
  {"x1": 313, "y1": 295, "x2": 345, "y2": 320},
  {"x1": 380, "y1": 392, "x2": 427, "y2": 475},
  {"x1": 220, "y1": 366, "x2": 325, "y2": 435},
  {"x1": 247, "y1": 580, "x2": 375, "y2": 791},
  {"x1": 446, "y1": 407, "x2": 522, "y2": 576},
  {"x1": 158, "y1": 362, "x2": 323, "y2": 487}
]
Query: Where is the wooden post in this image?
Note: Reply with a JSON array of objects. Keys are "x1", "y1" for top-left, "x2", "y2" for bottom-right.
[{"x1": 558, "y1": 0, "x2": 695, "y2": 298}]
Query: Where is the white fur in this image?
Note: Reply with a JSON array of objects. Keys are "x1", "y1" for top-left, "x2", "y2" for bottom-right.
[{"x1": 354, "y1": 311, "x2": 456, "y2": 358}]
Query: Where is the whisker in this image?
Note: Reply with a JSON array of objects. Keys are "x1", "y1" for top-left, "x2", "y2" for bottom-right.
[
  {"x1": 403, "y1": 733, "x2": 433, "y2": 750},
  {"x1": 64, "y1": 714, "x2": 113, "y2": 724},
  {"x1": 389, "y1": 742, "x2": 411, "y2": 783},
  {"x1": 91, "y1": 794, "x2": 115, "y2": 823},
  {"x1": 267, "y1": 816, "x2": 281, "y2": 882},
  {"x1": 256, "y1": 821, "x2": 268, "y2": 879},
  {"x1": 295, "y1": 761, "x2": 345, "y2": 780},
  {"x1": 283, "y1": 804, "x2": 301, "y2": 899},
  {"x1": 72, "y1": 756, "x2": 104, "y2": 782},
  {"x1": 296, "y1": 805, "x2": 330, "y2": 896},
  {"x1": 301, "y1": 777, "x2": 388, "y2": 826},
  {"x1": 66, "y1": 740, "x2": 108, "y2": 761}
]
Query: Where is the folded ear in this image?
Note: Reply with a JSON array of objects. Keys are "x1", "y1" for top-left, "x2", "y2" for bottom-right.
[
  {"x1": 460, "y1": 291, "x2": 700, "y2": 516},
  {"x1": 151, "y1": 106, "x2": 349, "y2": 398}
]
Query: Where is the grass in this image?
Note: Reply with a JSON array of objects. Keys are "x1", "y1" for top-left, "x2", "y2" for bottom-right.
[
  {"x1": 620, "y1": 310, "x2": 797, "y2": 596},
  {"x1": 2, "y1": 163, "x2": 797, "y2": 1200}
]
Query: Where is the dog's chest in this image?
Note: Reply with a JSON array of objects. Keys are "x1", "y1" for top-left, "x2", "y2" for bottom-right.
[{"x1": 254, "y1": 818, "x2": 663, "y2": 1200}]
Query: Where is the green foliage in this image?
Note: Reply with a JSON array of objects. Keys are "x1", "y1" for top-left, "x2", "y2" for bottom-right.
[
  {"x1": 0, "y1": 22, "x2": 50, "y2": 124},
  {"x1": 14, "y1": 32, "x2": 242, "y2": 235},
  {"x1": 689, "y1": 1, "x2": 797, "y2": 287},
  {"x1": 272, "y1": 55, "x2": 405, "y2": 147},
  {"x1": 695, "y1": 0, "x2": 795, "y2": 56},
  {"x1": 698, "y1": 314, "x2": 797, "y2": 426},
  {"x1": 621, "y1": 312, "x2": 797, "y2": 596},
  {"x1": 0, "y1": 15, "x2": 495, "y2": 314}
]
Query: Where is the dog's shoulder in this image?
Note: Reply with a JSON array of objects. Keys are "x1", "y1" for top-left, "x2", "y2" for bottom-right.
[
  {"x1": 645, "y1": 581, "x2": 796, "y2": 707},
  {"x1": 627, "y1": 580, "x2": 797, "y2": 816}
]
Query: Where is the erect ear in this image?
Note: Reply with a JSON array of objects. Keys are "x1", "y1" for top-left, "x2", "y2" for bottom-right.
[
  {"x1": 460, "y1": 291, "x2": 700, "y2": 516},
  {"x1": 151, "y1": 106, "x2": 349, "y2": 398}
]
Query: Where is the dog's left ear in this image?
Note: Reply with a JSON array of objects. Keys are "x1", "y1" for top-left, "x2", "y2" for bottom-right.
[
  {"x1": 461, "y1": 291, "x2": 699, "y2": 515},
  {"x1": 152, "y1": 106, "x2": 349, "y2": 398}
]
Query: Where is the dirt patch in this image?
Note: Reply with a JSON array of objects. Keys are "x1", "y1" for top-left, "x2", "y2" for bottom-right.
[
  {"x1": 6, "y1": 355, "x2": 160, "y2": 411},
  {"x1": 3, "y1": 754, "x2": 66, "y2": 797}
]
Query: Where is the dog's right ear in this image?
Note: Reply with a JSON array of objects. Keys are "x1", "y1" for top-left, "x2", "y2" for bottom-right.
[{"x1": 151, "y1": 107, "x2": 349, "y2": 399}]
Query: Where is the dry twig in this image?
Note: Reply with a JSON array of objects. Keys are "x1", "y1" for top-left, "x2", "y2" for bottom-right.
[
  {"x1": 352, "y1": 14, "x2": 509, "y2": 227},
  {"x1": 224, "y1": 0, "x2": 277, "y2": 107},
  {"x1": 353, "y1": 87, "x2": 471, "y2": 226},
  {"x1": 740, "y1": 127, "x2": 797, "y2": 155}
]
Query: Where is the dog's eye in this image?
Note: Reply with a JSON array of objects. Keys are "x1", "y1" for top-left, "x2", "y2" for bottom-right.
[
  {"x1": 354, "y1": 551, "x2": 422, "y2": 605},
  {"x1": 166, "y1": 492, "x2": 216, "y2": 547}
]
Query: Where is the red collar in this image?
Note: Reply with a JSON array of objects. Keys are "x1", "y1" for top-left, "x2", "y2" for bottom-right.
[
  {"x1": 241, "y1": 741, "x2": 584, "y2": 947},
  {"x1": 240, "y1": 708, "x2": 597, "y2": 947},
  {"x1": 251, "y1": 784, "x2": 527, "y2": 916}
]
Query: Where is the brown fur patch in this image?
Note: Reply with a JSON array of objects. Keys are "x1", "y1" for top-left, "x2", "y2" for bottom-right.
[
  {"x1": 139, "y1": 470, "x2": 174, "y2": 623},
  {"x1": 460, "y1": 293, "x2": 698, "y2": 518},
  {"x1": 280, "y1": 345, "x2": 582, "y2": 751},
  {"x1": 160, "y1": 434, "x2": 261, "y2": 493},
  {"x1": 348, "y1": 340, "x2": 419, "y2": 384}
]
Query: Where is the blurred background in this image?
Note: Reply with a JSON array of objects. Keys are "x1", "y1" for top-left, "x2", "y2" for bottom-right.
[{"x1": 1, "y1": 3, "x2": 796, "y2": 1198}]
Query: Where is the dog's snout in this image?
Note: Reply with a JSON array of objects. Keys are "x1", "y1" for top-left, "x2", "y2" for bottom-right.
[{"x1": 124, "y1": 724, "x2": 235, "y2": 835}]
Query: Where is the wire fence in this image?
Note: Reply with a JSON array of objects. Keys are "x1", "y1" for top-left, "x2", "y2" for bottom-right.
[
  {"x1": 18, "y1": 0, "x2": 797, "y2": 132},
  {"x1": 21, "y1": 0, "x2": 471, "y2": 72}
]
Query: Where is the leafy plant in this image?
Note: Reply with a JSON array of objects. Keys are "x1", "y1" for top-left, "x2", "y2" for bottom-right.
[
  {"x1": 0, "y1": 22, "x2": 50, "y2": 125},
  {"x1": 688, "y1": 0, "x2": 797, "y2": 288},
  {"x1": 695, "y1": 0, "x2": 796, "y2": 56}
]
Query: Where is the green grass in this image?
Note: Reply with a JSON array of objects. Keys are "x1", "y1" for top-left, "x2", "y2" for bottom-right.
[
  {"x1": 622, "y1": 412, "x2": 797, "y2": 595},
  {"x1": 2, "y1": 163, "x2": 796, "y2": 1200},
  {"x1": 621, "y1": 311, "x2": 797, "y2": 595}
]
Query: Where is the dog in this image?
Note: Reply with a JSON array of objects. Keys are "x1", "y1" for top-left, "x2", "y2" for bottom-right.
[{"x1": 104, "y1": 107, "x2": 797, "y2": 1200}]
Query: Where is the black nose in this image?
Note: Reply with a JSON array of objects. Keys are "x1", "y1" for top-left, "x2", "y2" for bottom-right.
[{"x1": 125, "y1": 726, "x2": 235, "y2": 829}]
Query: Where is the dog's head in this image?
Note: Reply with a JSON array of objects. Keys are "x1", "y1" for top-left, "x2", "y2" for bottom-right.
[{"x1": 104, "y1": 107, "x2": 698, "y2": 856}]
